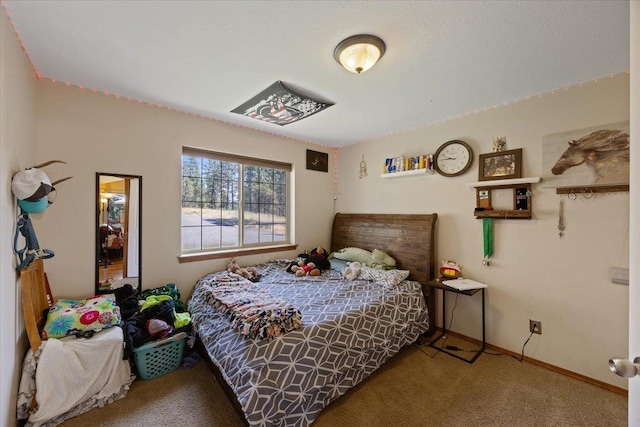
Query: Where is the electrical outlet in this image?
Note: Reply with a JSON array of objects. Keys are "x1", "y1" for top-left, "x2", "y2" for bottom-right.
[{"x1": 529, "y1": 320, "x2": 542, "y2": 335}]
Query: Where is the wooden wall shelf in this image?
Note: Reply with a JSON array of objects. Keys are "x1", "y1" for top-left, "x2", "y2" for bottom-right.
[
  {"x1": 466, "y1": 177, "x2": 541, "y2": 188},
  {"x1": 474, "y1": 210, "x2": 531, "y2": 220}
]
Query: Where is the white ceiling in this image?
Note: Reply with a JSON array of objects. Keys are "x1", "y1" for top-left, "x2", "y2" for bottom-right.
[{"x1": 3, "y1": 1, "x2": 630, "y2": 147}]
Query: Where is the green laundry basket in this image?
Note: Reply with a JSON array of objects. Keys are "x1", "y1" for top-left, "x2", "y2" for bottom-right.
[{"x1": 133, "y1": 332, "x2": 187, "y2": 380}]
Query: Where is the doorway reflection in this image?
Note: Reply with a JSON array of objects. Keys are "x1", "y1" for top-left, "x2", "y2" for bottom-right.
[
  {"x1": 98, "y1": 193, "x2": 126, "y2": 281},
  {"x1": 96, "y1": 173, "x2": 141, "y2": 294}
]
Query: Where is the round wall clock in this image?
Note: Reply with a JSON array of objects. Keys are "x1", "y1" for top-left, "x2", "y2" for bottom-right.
[{"x1": 434, "y1": 140, "x2": 474, "y2": 177}]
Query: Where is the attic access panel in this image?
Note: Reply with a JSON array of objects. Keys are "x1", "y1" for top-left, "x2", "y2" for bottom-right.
[{"x1": 231, "y1": 81, "x2": 333, "y2": 126}]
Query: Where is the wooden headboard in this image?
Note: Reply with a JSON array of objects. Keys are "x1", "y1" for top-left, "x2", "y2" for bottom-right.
[
  {"x1": 20, "y1": 258, "x2": 51, "y2": 353},
  {"x1": 331, "y1": 213, "x2": 438, "y2": 332}
]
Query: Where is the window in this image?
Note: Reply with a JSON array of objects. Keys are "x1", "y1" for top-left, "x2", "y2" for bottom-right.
[{"x1": 181, "y1": 147, "x2": 291, "y2": 254}]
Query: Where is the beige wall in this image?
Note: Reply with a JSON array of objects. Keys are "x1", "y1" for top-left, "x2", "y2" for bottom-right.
[
  {"x1": 0, "y1": 9, "x2": 37, "y2": 427},
  {"x1": 337, "y1": 74, "x2": 630, "y2": 388},
  {"x1": 34, "y1": 82, "x2": 335, "y2": 300}
]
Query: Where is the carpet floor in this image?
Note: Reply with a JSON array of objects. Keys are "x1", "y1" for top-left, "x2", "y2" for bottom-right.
[{"x1": 59, "y1": 339, "x2": 627, "y2": 427}]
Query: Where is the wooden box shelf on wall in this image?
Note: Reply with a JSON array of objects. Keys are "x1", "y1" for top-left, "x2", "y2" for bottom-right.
[{"x1": 466, "y1": 177, "x2": 541, "y2": 220}]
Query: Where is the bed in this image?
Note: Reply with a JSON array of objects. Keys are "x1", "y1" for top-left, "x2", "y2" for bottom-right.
[
  {"x1": 17, "y1": 258, "x2": 133, "y2": 426},
  {"x1": 189, "y1": 213, "x2": 437, "y2": 427}
]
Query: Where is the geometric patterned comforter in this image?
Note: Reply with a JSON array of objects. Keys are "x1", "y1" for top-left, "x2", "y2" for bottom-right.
[{"x1": 188, "y1": 260, "x2": 429, "y2": 427}]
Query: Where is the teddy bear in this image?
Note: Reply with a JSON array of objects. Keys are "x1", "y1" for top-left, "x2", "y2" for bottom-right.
[
  {"x1": 291, "y1": 262, "x2": 321, "y2": 277},
  {"x1": 343, "y1": 261, "x2": 362, "y2": 280},
  {"x1": 227, "y1": 258, "x2": 261, "y2": 282},
  {"x1": 286, "y1": 247, "x2": 331, "y2": 277}
]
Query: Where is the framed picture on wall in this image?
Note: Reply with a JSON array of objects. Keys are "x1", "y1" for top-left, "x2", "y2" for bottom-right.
[
  {"x1": 306, "y1": 149, "x2": 328, "y2": 172},
  {"x1": 478, "y1": 148, "x2": 522, "y2": 181},
  {"x1": 541, "y1": 121, "x2": 629, "y2": 188}
]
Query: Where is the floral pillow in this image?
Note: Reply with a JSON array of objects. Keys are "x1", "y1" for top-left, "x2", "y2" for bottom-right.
[
  {"x1": 359, "y1": 266, "x2": 410, "y2": 287},
  {"x1": 42, "y1": 294, "x2": 121, "y2": 339}
]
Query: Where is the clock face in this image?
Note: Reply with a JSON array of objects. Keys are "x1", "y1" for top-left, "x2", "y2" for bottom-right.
[{"x1": 434, "y1": 140, "x2": 473, "y2": 177}]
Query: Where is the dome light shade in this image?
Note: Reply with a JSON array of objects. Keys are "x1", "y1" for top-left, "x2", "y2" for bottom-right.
[{"x1": 334, "y1": 34, "x2": 386, "y2": 74}]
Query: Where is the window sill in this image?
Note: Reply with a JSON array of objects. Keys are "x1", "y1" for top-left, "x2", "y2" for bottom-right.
[{"x1": 178, "y1": 244, "x2": 298, "y2": 264}]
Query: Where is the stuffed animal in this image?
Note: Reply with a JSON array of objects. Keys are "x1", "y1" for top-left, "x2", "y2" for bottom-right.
[
  {"x1": 440, "y1": 260, "x2": 462, "y2": 279},
  {"x1": 343, "y1": 261, "x2": 362, "y2": 280},
  {"x1": 291, "y1": 262, "x2": 321, "y2": 277},
  {"x1": 227, "y1": 258, "x2": 261, "y2": 282},
  {"x1": 286, "y1": 247, "x2": 331, "y2": 277}
]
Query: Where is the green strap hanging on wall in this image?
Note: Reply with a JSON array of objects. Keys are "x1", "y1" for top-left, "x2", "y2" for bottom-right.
[{"x1": 483, "y1": 217, "x2": 493, "y2": 259}]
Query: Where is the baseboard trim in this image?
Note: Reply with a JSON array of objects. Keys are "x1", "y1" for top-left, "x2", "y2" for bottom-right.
[{"x1": 436, "y1": 328, "x2": 628, "y2": 397}]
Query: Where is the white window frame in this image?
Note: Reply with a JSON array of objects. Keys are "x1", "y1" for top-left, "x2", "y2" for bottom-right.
[{"x1": 179, "y1": 147, "x2": 296, "y2": 263}]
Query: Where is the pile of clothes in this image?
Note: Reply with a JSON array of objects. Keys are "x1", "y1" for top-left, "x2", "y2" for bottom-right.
[{"x1": 113, "y1": 283, "x2": 197, "y2": 371}]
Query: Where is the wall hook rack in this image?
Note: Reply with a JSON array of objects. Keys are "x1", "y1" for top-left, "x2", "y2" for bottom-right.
[{"x1": 556, "y1": 184, "x2": 629, "y2": 199}]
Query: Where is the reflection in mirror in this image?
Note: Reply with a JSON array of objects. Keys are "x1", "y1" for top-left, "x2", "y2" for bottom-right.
[{"x1": 96, "y1": 173, "x2": 142, "y2": 295}]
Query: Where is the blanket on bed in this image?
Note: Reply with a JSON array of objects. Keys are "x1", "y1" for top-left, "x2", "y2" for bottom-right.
[{"x1": 200, "y1": 271, "x2": 303, "y2": 340}]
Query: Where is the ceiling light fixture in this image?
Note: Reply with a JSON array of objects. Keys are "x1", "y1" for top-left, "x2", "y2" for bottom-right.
[{"x1": 334, "y1": 34, "x2": 386, "y2": 74}]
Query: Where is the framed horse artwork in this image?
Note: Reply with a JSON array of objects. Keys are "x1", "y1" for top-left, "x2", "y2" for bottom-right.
[{"x1": 541, "y1": 121, "x2": 630, "y2": 188}]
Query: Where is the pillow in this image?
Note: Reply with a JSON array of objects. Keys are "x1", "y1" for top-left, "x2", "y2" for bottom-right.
[
  {"x1": 331, "y1": 247, "x2": 374, "y2": 265},
  {"x1": 359, "y1": 266, "x2": 410, "y2": 287},
  {"x1": 329, "y1": 258, "x2": 349, "y2": 272},
  {"x1": 42, "y1": 294, "x2": 121, "y2": 339},
  {"x1": 372, "y1": 249, "x2": 397, "y2": 267}
]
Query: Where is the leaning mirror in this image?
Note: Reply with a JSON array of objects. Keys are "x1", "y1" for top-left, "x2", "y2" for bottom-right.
[{"x1": 96, "y1": 173, "x2": 142, "y2": 295}]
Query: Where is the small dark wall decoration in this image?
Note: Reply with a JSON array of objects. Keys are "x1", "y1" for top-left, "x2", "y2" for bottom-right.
[
  {"x1": 306, "y1": 150, "x2": 328, "y2": 172},
  {"x1": 232, "y1": 81, "x2": 333, "y2": 126}
]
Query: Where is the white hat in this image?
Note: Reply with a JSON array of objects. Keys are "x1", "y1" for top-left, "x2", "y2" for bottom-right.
[{"x1": 11, "y1": 168, "x2": 52, "y2": 202}]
